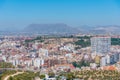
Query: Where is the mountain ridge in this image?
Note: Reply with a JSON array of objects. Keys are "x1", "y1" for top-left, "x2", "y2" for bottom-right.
[{"x1": 24, "y1": 23, "x2": 80, "y2": 34}]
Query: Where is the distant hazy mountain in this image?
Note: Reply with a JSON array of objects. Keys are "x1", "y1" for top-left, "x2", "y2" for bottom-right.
[
  {"x1": 78, "y1": 25, "x2": 120, "y2": 34},
  {"x1": 24, "y1": 23, "x2": 80, "y2": 34}
]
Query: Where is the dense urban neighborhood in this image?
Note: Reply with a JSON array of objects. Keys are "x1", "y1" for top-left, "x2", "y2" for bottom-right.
[{"x1": 0, "y1": 34, "x2": 120, "y2": 80}]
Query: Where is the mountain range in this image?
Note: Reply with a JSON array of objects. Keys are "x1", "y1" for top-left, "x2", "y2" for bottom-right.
[
  {"x1": 24, "y1": 24, "x2": 120, "y2": 34},
  {"x1": 24, "y1": 23, "x2": 80, "y2": 34},
  {"x1": 83, "y1": 25, "x2": 120, "y2": 34},
  {"x1": 1, "y1": 23, "x2": 120, "y2": 35}
]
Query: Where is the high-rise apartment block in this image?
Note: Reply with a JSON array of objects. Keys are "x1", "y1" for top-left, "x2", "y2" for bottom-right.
[{"x1": 91, "y1": 36, "x2": 111, "y2": 55}]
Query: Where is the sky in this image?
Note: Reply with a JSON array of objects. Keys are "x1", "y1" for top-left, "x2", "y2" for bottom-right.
[{"x1": 0, "y1": 0, "x2": 120, "y2": 30}]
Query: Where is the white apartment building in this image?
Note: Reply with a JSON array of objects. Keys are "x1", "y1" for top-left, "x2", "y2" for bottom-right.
[
  {"x1": 39, "y1": 48, "x2": 48, "y2": 57},
  {"x1": 91, "y1": 36, "x2": 111, "y2": 55},
  {"x1": 33, "y1": 58, "x2": 44, "y2": 68}
]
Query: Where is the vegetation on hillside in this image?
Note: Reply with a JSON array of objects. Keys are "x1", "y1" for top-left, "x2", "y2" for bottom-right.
[
  {"x1": 25, "y1": 36, "x2": 44, "y2": 43},
  {"x1": 74, "y1": 36, "x2": 91, "y2": 48},
  {"x1": 75, "y1": 36, "x2": 120, "y2": 48},
  {"x1": 58, "y1": 70, "x2": 120, "y2": 80},
  {"x1": 0, "y1": 62, "x2": 14, "y2": 68},
  {"x1": 72, "y1": 60, "x2": 90, "y2": 68},
  {"x1": 8, "y1": 71, "x2": 41, "y2": 80},
  {"x1": 0, "y1": 70, "x2": 16, "y2": 80},
  {"x1": 111, "y1": 38, "x2": 120, "y2": 45}
]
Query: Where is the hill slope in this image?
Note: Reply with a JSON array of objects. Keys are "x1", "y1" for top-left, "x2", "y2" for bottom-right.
[{"x1": 24, "y1": 23, "x2": 80, "y2": 34}]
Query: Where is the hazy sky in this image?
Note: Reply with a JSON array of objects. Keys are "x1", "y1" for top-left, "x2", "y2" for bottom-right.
[{"x1": 0, "y1": 0, "x2": 120, "y2": 30}]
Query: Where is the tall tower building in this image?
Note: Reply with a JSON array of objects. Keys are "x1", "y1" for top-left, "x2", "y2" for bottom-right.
[{"x1": 91, "y1": 36, "x2": 111, "y2": 55}]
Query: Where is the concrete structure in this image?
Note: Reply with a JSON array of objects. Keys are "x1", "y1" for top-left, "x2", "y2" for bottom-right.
[
  {"x1": 91, "y1": 36, "x2": 111, "y2": 55},
  {"x1": 100, "y1": 56, "x2": 106, "y2": 66},
  {"x1": 110, "y1": 55, "x2": 115, "y2": 64},
  {"x1": 39, "y1": 48, "x2": 48, "y2": 57},
  {"x1": 113, "y1": 53, "x2": 119, "y2": 63},
  {"x1": 34, "y1": 58, "x2": 44, "y2": 68},
  {"x1": 90, "y1": 63, "x2": 97, "y2": 69},
  {"x1": 105, "y1": 54, "x2": 110, "y2": 64},
  {"x1": 119, "y1": 54, "x2": 120, "y2": 61}
]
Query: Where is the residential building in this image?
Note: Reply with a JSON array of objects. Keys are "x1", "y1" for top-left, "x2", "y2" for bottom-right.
[{"x1": 91, "y1": 36, "x2": 111, "y2": 55}]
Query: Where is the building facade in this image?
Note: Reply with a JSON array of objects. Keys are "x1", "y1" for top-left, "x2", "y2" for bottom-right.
[{"x1": 91, "y1": 36, "x2": 111, "y2": 55}]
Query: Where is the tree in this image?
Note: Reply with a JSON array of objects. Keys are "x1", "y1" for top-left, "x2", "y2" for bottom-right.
[
  {"x1": 9, "y1": 76, "x2": 13, "y2": 80},
  {"x1": 39, "y1": 75, "x2": 45, "y2": 79}
]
